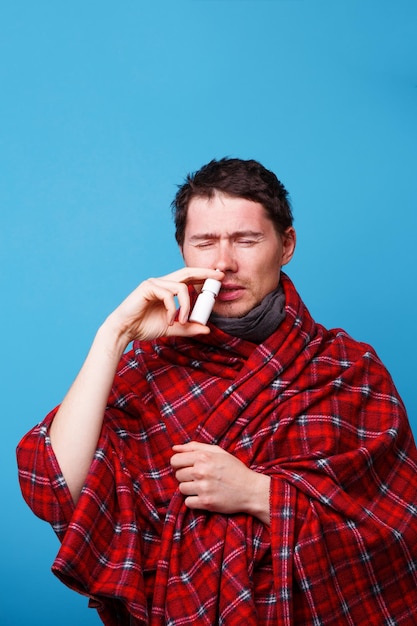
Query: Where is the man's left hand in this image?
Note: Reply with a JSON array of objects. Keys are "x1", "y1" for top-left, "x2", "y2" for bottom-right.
[{"x1": 170, "y1": 441, "x2": 271, "y2": 525}]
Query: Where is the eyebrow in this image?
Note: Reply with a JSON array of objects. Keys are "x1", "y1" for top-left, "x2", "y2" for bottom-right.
[{"x1": 188, "y1": 230, "x2": 265, "y2": 242}]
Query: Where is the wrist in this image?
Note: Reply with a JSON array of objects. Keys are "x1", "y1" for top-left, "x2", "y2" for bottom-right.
[
  {"x1": 246, "y1": 472, "x2": 271, "y2": 526},
  {"x1": 95, "y1": 315, "x2": 132, "y2": 361}
]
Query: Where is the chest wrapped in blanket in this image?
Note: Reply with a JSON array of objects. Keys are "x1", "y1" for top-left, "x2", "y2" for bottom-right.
[{"x1": 17, "y1": 274, "x2": 417, "y2": 625}]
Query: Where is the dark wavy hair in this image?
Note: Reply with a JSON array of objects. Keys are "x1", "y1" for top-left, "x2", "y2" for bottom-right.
[{"x1": 172, "y1": 157, "x2": 293, "y2": 246}]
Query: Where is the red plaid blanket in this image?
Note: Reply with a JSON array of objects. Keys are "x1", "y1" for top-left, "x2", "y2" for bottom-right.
[{"x1": 17, "y1": 274, "x2": 417, "y2": 625}]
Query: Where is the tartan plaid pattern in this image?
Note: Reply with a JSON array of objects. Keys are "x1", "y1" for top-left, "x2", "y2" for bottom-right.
[{"x1": 17, "y1": 274, "x2": 417, "y2": 625}]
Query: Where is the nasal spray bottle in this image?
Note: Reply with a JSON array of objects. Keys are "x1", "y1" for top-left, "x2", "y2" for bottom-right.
[{"x1": 189, "y1": 276, "x2": 222, "y2": 325}]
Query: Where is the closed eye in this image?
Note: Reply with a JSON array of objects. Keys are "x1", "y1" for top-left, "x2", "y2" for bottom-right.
[
  {"x1": 235, "y1": 238, "x2": 259, "y2": 246},
  {"x1": 194, "y1": 240, "x2": 216, "y2": 249}
]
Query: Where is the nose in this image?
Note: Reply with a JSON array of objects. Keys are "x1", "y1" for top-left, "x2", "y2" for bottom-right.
[{"x1": 214, "y1": 241, "x2": 238, "y2": 273}]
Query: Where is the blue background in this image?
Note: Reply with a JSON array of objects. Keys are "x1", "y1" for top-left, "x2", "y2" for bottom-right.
[{"x1": 1, "y1": 1, "x2": 416, "y2": 624}]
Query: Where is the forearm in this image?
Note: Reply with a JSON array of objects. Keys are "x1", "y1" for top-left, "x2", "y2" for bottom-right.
[{"x1": 49, "y1": 319, "x2": 129, "y2": 503}]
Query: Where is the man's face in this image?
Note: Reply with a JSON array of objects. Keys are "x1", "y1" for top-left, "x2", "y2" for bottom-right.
[{"x1": 181, "y1": 192, "x2": 296, "y2": 318}]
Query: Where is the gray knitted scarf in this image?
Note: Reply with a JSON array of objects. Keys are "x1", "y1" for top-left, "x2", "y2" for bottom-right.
[{"x1": 210, "y1": 283, "x2": 286, "y2": 343}]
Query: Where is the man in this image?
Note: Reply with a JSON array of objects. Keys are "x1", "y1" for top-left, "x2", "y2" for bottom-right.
[{"x1": 17, "y1": 158, "x2": 417, "y2": 625}]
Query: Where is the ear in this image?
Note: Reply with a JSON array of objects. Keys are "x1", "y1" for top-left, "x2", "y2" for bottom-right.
[{"x1": 281, "y1": 227, "x2": 296, "y2": 266}]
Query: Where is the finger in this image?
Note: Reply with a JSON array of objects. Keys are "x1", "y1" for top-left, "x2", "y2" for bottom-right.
[
  {"x1": 178, "y1": 480, "x2": 199, "y2": 496},
  {"x1": 165, "y1": 321, "x2": 211, "y2": 338},
  {"x1": 183, "y1": 495, "x2": 208, "y2": 511},
  {"x1": 170, "y1": 451, "x2": 197, "y2": 469},
  {"x1": 145, "y1": 279, "x2": 190, "y2": 324},
  {"x1": 171, "y1": 443, "x2": 191, "y2": 453},
  {"x1": 161, "y1": 280, "x2": 191, "y2": 324},
  {"x1": 174, "y1": 468, "x2": 195, "y2": 483},
  {"x1": 163, "y1": 267, "x2": 224, "y2": 285},
  {"x1": 160, "y1": 293, "x2": 180, "y2": 327},
  {"x1": 145, "y1": 279, "x2": 200, "y2": 327}
]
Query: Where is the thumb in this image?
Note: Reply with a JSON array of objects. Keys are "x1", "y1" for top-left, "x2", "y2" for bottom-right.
[{"x1": 166, "y1": 321, "x2": 211, "y2": 338}]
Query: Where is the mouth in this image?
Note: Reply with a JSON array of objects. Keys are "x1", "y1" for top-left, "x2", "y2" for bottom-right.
[{"x1": 217, "y1": 284, "x2": 245, "y2": 302}]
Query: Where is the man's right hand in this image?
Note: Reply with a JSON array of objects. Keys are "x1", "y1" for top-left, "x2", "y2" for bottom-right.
[{"x1": 105, "y1": 267, "x2": 224, "y2": 344}]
